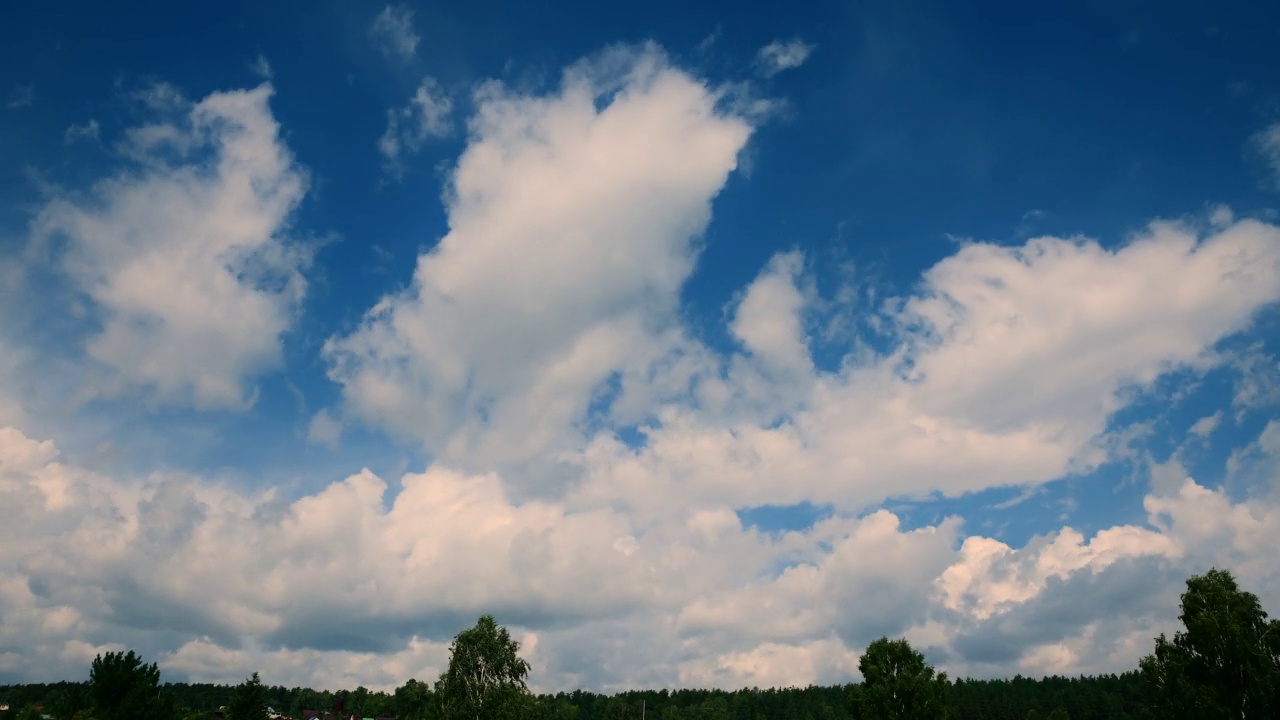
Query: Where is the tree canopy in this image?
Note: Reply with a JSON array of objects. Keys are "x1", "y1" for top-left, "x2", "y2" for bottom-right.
[
  {"x1": 87, "y1": 650, "x2": 173, "y2": 720},
  {"x1": 853, "y1": 636, "x2": 954, "y2": 719},
  {"x1": 435, "y1": 614, "x2": 533, "y2": 720},
  {"x1": 1139, "y1": 567, "x2": 1280, "y2": 719},
  {"x1": 227, "y1": 672, "x2": 268, "y2": 720}
]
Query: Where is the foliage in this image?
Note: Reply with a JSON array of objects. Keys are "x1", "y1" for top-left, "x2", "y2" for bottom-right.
[
  {"x1": 435, "y1": 614, "x2": 533, "y2": 720},
  {"x1": 394, "y1": 677, "x2": 437, "y2": 720},
  {"x1": 88, "y1": 650, "x2": 174, "y2": 720},
  {"x1": 1139, "y1": 567, "x2": 1280, "y2": 719},
  {"x1": 853, "y1": 636, "x2": 953, "y2": 719},
  {"x1": 227, "y1": 672, "x2": 268, "y2": 720},
  {"x1": 1, "y1": 569, "x2": 1275, "y2": 720}
]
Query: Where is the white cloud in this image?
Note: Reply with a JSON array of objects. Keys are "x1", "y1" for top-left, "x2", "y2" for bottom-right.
[
  {"x1": 63, "y1": 119, "x2": 100, "y2": 144},
  {"x1": 573, "y1": 219, "x2": 1280, "y2": 517},
  {"x1": 730, "y1": 250, "x2": 812, "y2": 377},
  {"x1": 1188, "y1": 411, "x2": 1221, "y2": 437},
  {"x1": 130, "y1": 80, "x2": 187, "y2": 114},
  {"x1": 250, "y1": 54, "x2": 273, "y2": 80},
  {"x1": 2, "y1": 422, "x2": 1277, "y2": 691},
  {"x1": 379, "y1": 77, "x2": 453, "y2": 178},
  {"x1": 370, "y1": 4, "x2": 420, "y2": 64},
  {"x1": 32, "y1": 84, "x2": 310, "y2": 410},
  {"x1": 307, "y1": 409, "x2": 342, "y2": 448},
  {"x1": 1208, "y1": 204, "x2": 1234, "y2": 228},
  {"x1": 6, "y1": 39, "x2": 1280, "y2": 698},
  {"x1": 1226, "y1": 420, "x2": 1280, "y2": 493},
  {"x1": 756, "y1": 39, "x2": 815, "y2": 77},
  {"x1": 160, "y1": 636, "x2": 451, "y2": 692},
  {"x1": 327, "y1": 44, "x2": 753, "y2": 475},
  {"x1": 1225, "y1": 342, "x2": 1280, "y2": 420}
]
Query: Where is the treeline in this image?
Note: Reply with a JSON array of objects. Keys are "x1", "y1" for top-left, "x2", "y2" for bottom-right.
[
  {"x1": 0, "y1": 674, "x2": 1147, "y2": 720},
  {"x1": 1, "y1": 568, "x2": 1276, "y2": 720}
]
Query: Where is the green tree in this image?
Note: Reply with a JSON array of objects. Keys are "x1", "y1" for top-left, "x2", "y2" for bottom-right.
[
  {"x1": 854, "y1": 637, "x2": 953, "y2": 720},
  {"x1": 352, "y1": 685, "x2": 370, "y2": 716},
  {"x1": 227, "y1": 672, "x2": 268, "y2": 720},
  {"x1": 1139, "y1": 567, "x2": 1280, "y2": 719},
  {"x1": 394, "y1": 678, "x2": 436, "y2": 720},
  {"x1": 88, "y1": 650, "x2": 173, "y2": 720},
  {"x1": 49, "y1": 683, "x2": 90, "y2": 720},
  {"x1": 435, "y1": 614, "x2": 533, "y2": 720}
]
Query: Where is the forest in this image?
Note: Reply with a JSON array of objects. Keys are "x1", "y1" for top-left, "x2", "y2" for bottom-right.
[{"x1": 1, "y1": 568, "x2": 1276, "y2": 720}]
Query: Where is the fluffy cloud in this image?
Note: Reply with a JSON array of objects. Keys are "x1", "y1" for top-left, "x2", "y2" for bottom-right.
[
  {"x1": 756, "y1": 39, "x2": 815, "y2": 77},
  {"x1": 379, "y1": 77, "x2": 453, "y2": 177},
  {"x1": 327, "y1": 44, "x2": 753, "y2": 475},
  {"x1": 370, "y1": 4, "x2": 420, "y2": 64},
  {"x1": 32, "y1": 84, "x2": 309, "y2": 409},
  {"x1": 572, "y1": 218, "x2": 1280, "y2": 517},
  {"x1": 2, "y1": 423, "x2": 1278, "y2": 691},
  {"x1": 6, "y1": 38, "x2": 1280, "y2": 698}
]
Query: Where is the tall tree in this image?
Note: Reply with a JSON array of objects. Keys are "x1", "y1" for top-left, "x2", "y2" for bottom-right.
[
  {"x1": 1139, "y1": 567, "x2": 1279, "y2": 719},
  {"x1": 854, "y1": 637, "x2": 953, "y2": 719},
  {"x1": 87, "y1": 650, "x2": 173, "y2": 720},
  {"x1": 228, "y1": 672, "x2": 269, "y2": 720},
  {"x1": 435, "y1": 614, "x2": 533, "y2": 720}
]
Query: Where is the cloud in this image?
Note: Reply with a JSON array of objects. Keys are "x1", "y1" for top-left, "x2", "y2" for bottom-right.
[
  {"x1": 572, "y1": 218, "x2": 1280, "y2": 518},
  {"x1": 32, "y1": 83, "x2": 310, "y2": 409},
  {"x1": 1188, "y1": 411, "x2": 1221, "y2": 438},
  {"x1": 756, "y1": 39, "x2": 815, "y2": 77},
  {"x1": 1228, "y1": 342, "x2": 1280, "y2": 418},
  {"x1": 129, "y1": 80, "x2": 187, "y2": 114},
  {"x1": 6, "y1": 39, "x2": 1280, "y2": 698},
  {"x1": 63, "y1": 119, "x2": 100, "y2": 144},
  {"x1": 379, "y1": 77, "x2": 453, "y2": 178},
  {"x1": 1253, "y1": 123, "x2": 1280, "y2": 188},
  {"x1": 6, "y1": 83, "x2": 34, "y2": 109},
  {"x1": 370, "y1": 4, "x2": 420, "y2": 64},
  {"x1": 1, "y1": 422, "x2": 1277, "y2": 691},
  {"x1": 1226, "y1": 420, "x2": 1280, "y2": 493},
  {"x1": 307, "y1": 409, "x2": 342, "y2": 448},
  {"x1": 326, "y1": 44, "x2": 754, "y2": 475},
  {"x1": 250, "y1": 54, "x2": 273, "y2": 80}
]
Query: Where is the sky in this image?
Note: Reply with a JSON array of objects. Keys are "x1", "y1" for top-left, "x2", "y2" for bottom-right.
[{"x1": 2, "y1": 0, "x2": 1280, "y2": 695}]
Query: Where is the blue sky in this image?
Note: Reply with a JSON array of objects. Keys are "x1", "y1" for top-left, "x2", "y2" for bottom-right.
[{"x1": 1, "y1": 0, "x2": 1279, "y2": 694}]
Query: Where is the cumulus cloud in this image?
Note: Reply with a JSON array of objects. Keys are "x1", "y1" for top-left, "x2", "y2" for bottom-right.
[
  {"x1": 573, "y1": 219, "x2": 1280, "y2": 518},
  {"x1": 1, "y1": 424, "x2": 1277, "y2": 691},
  {"x1": 379, "y1": 77, "x2": 453, "y2": 178},
  {"x1": 327, "y1": 44, "x2": 753, "y2": 475},
  {"x1": 6, "y1": 41, "x2": 1280, "y2": 697},
  {"x1": 370, "y1": 4, "x2": 420, "y2": 64},
  {"x1": 32, "y1": 83, "x2": 310, "y2": 409},
  {"x1": 756, "y1": 39, "x2": 815, "y2": 77}
]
